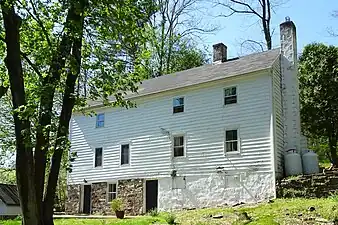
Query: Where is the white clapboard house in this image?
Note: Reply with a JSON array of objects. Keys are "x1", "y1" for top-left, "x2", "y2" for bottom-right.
[{"x1": 66, "y1": 19, "x2": 303, "y2": 215}]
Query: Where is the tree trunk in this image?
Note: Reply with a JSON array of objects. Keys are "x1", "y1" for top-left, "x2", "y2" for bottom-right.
[
  {"x1": 43, "y1": 1, "x2": 86, "y2": 223},
  {"x1": 34, "y1": 1, "x2": 78, "y2": 213},
  {"x1": 1, "y1": 4, "x2": 39, "y2": 225},
  {"x1": 329, "y1": 136, "x2": 338, "y2": 167}
]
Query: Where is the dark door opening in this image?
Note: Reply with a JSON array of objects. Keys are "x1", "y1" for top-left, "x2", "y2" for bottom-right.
[
  {"x1": 83, "y1": 185, "x2": 91, "y2": 214},
  {"x1": 146, "y1": 180, "x2": 158, "y2": 212}
]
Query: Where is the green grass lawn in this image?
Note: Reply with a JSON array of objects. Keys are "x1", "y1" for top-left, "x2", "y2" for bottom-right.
[{"x1": 1, "y1": 198, "x2": 338, "y2": 225}]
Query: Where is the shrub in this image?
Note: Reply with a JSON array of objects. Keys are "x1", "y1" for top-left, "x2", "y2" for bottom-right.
[
  {"x1": 111, "y1": 198, "x2": 124, "y2": 211},
  {"x1": 164, "y1": 213, "x2": 176, "y2": 225}
]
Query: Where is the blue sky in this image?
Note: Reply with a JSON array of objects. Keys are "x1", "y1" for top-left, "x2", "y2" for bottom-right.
[{"x1": 197, "y1": 0, "x2": 338, "y2": 58}]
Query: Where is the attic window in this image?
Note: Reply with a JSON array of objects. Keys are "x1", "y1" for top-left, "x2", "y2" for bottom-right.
[
  {"x1": 96, "y1": 113, "x2": 105, "y2": 128},
  {"x1": 173, "y1": 97, "x2": 184, "y2": 113},
  {"x1": 224, "y1": 87, "x2": 237, "y2": 105}
]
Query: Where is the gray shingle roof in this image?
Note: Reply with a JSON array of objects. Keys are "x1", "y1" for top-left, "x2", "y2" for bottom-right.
[
  {"x1": 88, "y1": 48, "x2": 280, "y2": 107},
  {"x1": 0, "y1": 184, "x2": 20, "y2": 206}
]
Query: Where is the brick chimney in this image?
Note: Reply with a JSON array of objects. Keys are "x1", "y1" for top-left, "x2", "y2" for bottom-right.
[
  {"x1": 280, "y1": 17, "x2": 301, "y2": 152},
  {"x1": 213, "y1": 43, "x2": 227, "y2": 64}
]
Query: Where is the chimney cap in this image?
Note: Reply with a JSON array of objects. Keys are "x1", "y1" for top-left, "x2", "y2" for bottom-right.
[{"x1": 213, "y1": 43, "x2": 226, "y2": 48}]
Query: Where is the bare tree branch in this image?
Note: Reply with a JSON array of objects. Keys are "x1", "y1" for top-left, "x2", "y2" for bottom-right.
[{"x1": 215, "y1": 0, "x2": 277, "y2": 50}]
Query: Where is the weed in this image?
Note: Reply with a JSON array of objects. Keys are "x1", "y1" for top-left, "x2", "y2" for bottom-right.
[
  {"x1": 164, "y1": 213, "x2": 177, "y2": 225},
  {"x1": 148, "y1": 208, "x2": 159, "y2": 217}
]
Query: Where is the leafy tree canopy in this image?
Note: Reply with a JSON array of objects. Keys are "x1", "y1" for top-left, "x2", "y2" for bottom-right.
[{"x1": 299, "y1": 43, "x2": 338, "y2": 165}]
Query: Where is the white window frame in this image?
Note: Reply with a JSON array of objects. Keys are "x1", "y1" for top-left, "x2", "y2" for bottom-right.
[
  {"x1": 224, "y1": 128, "x2": 240, "y2": 154},
  {"x1": 96, "y1": 113, "x2": 105, "y2": 128},
  {"x1": 120, "y1": 143, "x2": 130, "y2": 166},
  {"x1": 172, "y1": 134, "x2": 186, "y2": 158},
  {"x1": 173, "y1": 96, "x2": 185, "y2": 114},
  {"x1": 224, "y1": 86, "x2": 237, "y2": 106},
  {"x1": 93, "y1": 147, "x2": 103, "y2": 168},
  {"x1": 107, "y1": 182, "x2": 118, "y2": 202}
]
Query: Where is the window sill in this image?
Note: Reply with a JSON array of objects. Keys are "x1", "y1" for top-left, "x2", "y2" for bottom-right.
[
  {"x1": 93, "y1": 166, "x2": 103, "y2": 169},
  {"x1": 225, "y1": 151, "x2": 240, "y2": 156},
  {"x1": 120, "y1": 163, "x2": 130, "y2": 167},
  {"x1": 223, "y1": 103, "x2": 238, "y2": 108},
  {"x1": 173, "y1": 112, "x2": 185, "y2": 115},
  {"x1": 173, "y1": 156, "x2": 186, "y2": 159}
]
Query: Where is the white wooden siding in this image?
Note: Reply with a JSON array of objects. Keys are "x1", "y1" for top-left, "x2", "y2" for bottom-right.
[
  {"x1": 272, "y1": 57, "x2": 284, "y2": 178},
  {"x1": 68, "y1": 71, "x2": 274, "y2": 184}
]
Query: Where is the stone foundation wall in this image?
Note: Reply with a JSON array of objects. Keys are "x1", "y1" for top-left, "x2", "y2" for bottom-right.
[
  {"x1": 91, "y1": 182, "x2": 112, "y2": 215},
  {"x1": 277, "y1": 171, "x2": 338, "y2": 198},
  {"x1": 118, "y1": 179, "x2": 144, "y2": 215},
  {"x1": 65, "y1": 184, "x2": 81, "y2": 214}
]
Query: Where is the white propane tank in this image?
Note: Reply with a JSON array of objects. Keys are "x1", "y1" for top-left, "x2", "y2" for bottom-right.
[
  {"x1": 285, "y1": 149, "x2": 303, "y2": 176},
  {"x1": 302, "y1": 150, "x2": 319, "y2": 175}
]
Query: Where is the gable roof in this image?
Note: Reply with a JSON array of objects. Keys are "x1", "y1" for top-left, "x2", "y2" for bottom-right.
[
  {"x1": 88, "y1": 48, "x2": 280, "y2": 108},
  {"x1": 0, "y1": 184, "x2": 20, "y2": 206}
]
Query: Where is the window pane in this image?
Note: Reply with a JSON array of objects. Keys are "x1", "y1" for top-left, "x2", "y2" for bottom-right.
[
  {"x1": 121, "y1": 144, "x2": 129, "y2": 165},
  {"x1": 173, "y1": 97, "x2": 184, "y2": 107},
  {"x1": 96, "y1": 113, "x2": 104, "y2": 127},
  {"x1": 231, "y1": 87, "x2": 236, "y2": 95},
  {"x1": 224, "y1": 96, "x2": 237, "y2": 105},
  {"x1": 174, "y1": 136, "x2": 184, "y2": 147},
  {"x1": 108, "y1": 184, "x2": 112, "y2": 192},
  {"x1": 226, "y1": 130, "x2": 237, "y2": 141},
  {"x1": 112, "y1": 184, "x2": 116, "y2": 192},
  {"x1": 173, "y1": 97, "x2": 184, "y2": 113},
  {"x1": 97, "y1": 113, "x2": 104, "y2": 121},
  {"x1": 95, "y1": 148, "x2": 103, "y2": 167},
  {"x1": 174, "y1": 147, "x2": 184, "y2": 157},
  {"x1": 226, "y1": 141, "x2": 238, "y2": 152},
  {"x1": 225, "y1": 87, "x2": 236, "y2": 96},
  {"x1": 173, "y1": 105, "x2": 184, "y2": 113}
]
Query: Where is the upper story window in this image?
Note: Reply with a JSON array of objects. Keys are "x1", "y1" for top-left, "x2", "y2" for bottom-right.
[
  {"x1": 173, "y1": 97, "x2": 184, "y2": 113},
  {"x1": 107, "y1": 183, "x2": 117, "y2": 202},
  {"x1": 121, "y1": 144, "x2": 130, "y2": 165},
  {"x1": 96, "y1": 113, "x2": 105, "y2": 128},
  {"x1": 224, "y1": 87, "x2": 237, "y2": 105},
  {"x1": 225, "y1": 129, "x2": 239, "y2": 153},
  {"x1": 173, "y1": 135, "x2": 185, "y2": 157},
  {"x1": 94, "y1": 147, "x2": 103, "y2": 167}
]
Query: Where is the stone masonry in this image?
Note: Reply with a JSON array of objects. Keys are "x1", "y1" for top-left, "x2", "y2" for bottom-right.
[
  {"x1": 118, "y1": 179, "x2": 144, "y2": 216},
  {"x1": 277, "y1": 170, "x2": 338, "y2": 198},
  {"x1": 65, "y1": 184, "x2": 81, "y2": 214},
  {"x1": 91, "y1": 182, "x2": 112, "y2": 215}
]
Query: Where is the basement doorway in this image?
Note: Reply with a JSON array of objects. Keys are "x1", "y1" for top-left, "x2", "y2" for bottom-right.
[
  {"x1": 83, "y1": 185, "x2": 91, "y2": 214},
  {"x1": 145, "y1": 180, "x2": 158, "y2": 212}
]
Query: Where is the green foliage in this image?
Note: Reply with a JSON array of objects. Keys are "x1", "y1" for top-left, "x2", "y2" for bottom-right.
[
  {"x1": 147, "y1": 208, "x2": 159, "y2": 217},
  {"x1": 299, "y1": 43, "x2": 338, "y2": 164},
  {"x1": 164, "y1": 213, "x2": 177, "y2": 225},
  {"x1": 111, "y1": 198, "x2": 124, "y2": 212}
]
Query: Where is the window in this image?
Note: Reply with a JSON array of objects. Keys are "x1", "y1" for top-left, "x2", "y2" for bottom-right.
[
  {"x1": 96, "y1": 113, "x2": 105, "y2": 128},
  {"x1": 225, "y1": 130, "x2": 239, "y2": 152},
  {"x1": 107, "y1": 183, "x2": 117, "y2": 202},
  {"x1": 173, "y1": 136, "x2": 184, "y2": 157},
  {"x1": 121, "y1": 144, "x2": 130, "y2": 165},
  {"x1": 94, "y1": 147, "x2": 103, "y2": 167},
  {"x1": 224, "y1": 87, "x2": 237, "y2": 105},
  {"x1": 173, "y1": 97, "x2": 184, "y2": 113}
]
